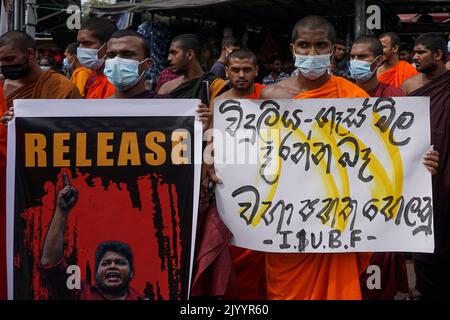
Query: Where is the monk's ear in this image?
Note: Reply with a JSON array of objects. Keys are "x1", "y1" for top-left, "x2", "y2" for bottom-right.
[
  {"x1": 392, "y1": 44, "x2": 399, "y2": 54},
  {"x1": 255, "y1": 64, "x2": 259, "y2": 77},
  {"x1": 186, "y1": 49, "x2": 195, "y2": 61},
  {"x1": 290, "y1": 43, "x2": 297, "y2": 58},
  {"x1": 434, "y1": 49, "x2": 444, "y2": 62},
  {"x1": 144, "y1": 58, "x2": 153, "y2": 71},
  {"x1": 26, "y1": 48, "x2": 35, "y2": 59}
]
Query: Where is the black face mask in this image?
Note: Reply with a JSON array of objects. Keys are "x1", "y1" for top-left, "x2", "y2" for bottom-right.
[{"x1": 0, "y1": 59, "x2": 30, "y2": 80}]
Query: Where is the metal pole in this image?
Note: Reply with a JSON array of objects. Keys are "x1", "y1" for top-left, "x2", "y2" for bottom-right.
[
  {"x1": 25, "y1": 0, "x2": 36, "y2": 38},
  {"x1": 354, "y1": 0, "x2": 366, "y2": 39},
  {"x1": 13, "y1": 0, "x2": 22, "y2": 30},
  {"x1": 126, "y1": 0, "x2": 136, "y2": 28}
]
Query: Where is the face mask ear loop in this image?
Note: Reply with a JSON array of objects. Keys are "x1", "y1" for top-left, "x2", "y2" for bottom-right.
[
  {"x1": 138, "y1": 58, "x2": 150, "y2": 78},
  {"x1": 97, "y1": 42, "x2": 107, "y2": 59},
  {"x1": 370, "y1": 55, "x2": 382, "y2": 73}
]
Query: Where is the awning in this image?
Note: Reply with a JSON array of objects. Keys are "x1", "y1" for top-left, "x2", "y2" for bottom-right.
[
  {"x1": 90, "y1": 0, "x2": 242, "y2": 15},
  {"x1": 91, "y1": 0, "x2": 450, "y2": 16}
]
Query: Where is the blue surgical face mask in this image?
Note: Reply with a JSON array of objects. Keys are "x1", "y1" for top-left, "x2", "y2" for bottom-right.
[
  {"x1": 448, "y1": 41, "x2": 450, "y2": 53},
  {"x1": 104, "y1": 56, "x2": 148, "y2": 91},
  {"x1": 63, "y1": 57, "x2": 74, "y2": 70},
  {"x1": 77, "y1": 44, "x2": 105, "y2": 70},
  {"x1": 349, "y1": 56, "x2": 380, "y2": 82},
  {"x1": 294, "y1": 53, "x2": 331, "y2": 80}
]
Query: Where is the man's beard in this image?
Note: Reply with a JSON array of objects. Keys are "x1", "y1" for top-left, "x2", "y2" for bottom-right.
[
  {"x1": 417, "y1": 63, "x2": 437, "y2": 75},
  {"x1": 334, "y1": 55, "x2": 345, "y2": 63},
  {"x1": 235, "y1": 82, "x2": 252, "y2": 91}
]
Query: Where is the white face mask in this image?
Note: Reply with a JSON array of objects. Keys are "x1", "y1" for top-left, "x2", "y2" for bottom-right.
[
  {"x1": 40, "y1": 65, "x2": 51, "y2": 72},
  {"x1": 294, "y1": 53, "x2": 331, "y2": 80},
  {"x1": 104, "y1": 57, "x2": 148, "y2": 91},
  {"x1": 77, "y1": 43, "x2": 106, "y2": 70}
]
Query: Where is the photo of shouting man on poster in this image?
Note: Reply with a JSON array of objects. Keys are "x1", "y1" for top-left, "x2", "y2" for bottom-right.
[{"x1": 40, "y1": 173, "x2": 146, "y2": 300}]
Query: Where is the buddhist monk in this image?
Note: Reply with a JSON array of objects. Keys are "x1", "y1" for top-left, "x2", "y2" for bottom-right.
[
  {"x1": 0, "y1": 31, "x2": 80, "y2": 109},
  {"x1": 216, "y1": 49, "x2": 265, "y2": 100},
  {"x1": 377, "y1": 32, "x2": 418, "y2": 88},
  {"x1": 0, "y1": 30, "x2": 80, "y2": 300},
  {"x1": 105, "y1": 29, "x2": 212, "y2": 129},
  {"x1": 215, "y1": 49, "x2": 266, "y2": 300},
  {"x1": 157, "y1": 34, "x2": 229, "y2": 103},
  {"x1": 350, "y1": 36, "x2": 406, "y2": 97},
  {"x1": 64, "y1": 42, "x2": 91, "y2": 98},
  {"x1": 350, "y1": 35, "x2": 439, "y2": 300},
  {"x1": 77, "y1": 17, "x2": 117, "y2": 99},
  {"x1": 402, "y1": 33, "x2": 450, "y2": 300},
  {"x1": 259, "y1": 15, "x2": 372, "y2": 300},
  {"x1": 105, "y1": 29, "x2": 156, "y2": 99}
]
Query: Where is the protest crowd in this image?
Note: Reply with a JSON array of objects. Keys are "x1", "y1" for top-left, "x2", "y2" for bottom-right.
[{"x1": 0, "y1": 0, "x2": 449, "y2": 301}]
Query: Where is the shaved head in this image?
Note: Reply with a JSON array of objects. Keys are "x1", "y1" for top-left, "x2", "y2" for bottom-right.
[
  {"x1": 225, "y1": 49, "x2": 257, "y2": 66},
  {"x1": 379, "y1": 32, "x2": 400, "y2": 48},
  {"x1": 80, "y1": 17, "x2": 118, "y2": 45},
  {"x1": 353, "y1": 36, "x2": 383, "y2": 57},
  {"x1": 291, "y1": 15, "x2": 336, "y2": 43},
  {"x1": 0, "y1": 30, "x2": 35, "y2": 51}
]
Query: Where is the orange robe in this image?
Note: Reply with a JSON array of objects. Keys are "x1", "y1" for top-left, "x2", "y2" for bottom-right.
[
  {"x1": 377, "y1": 60, "x2": 418, "y2": 88},
  {"x1": 265, "y1": 76, "x2": 372, "y2": 300},
  {"x1": 86, "y1": 72, "x2": 115, "y2": 99},
  {"x1": 0, "y1": 71, "x2": 80, "y2": 299},
  {"x1": 224, "y1": 82, "x2": 267, "y2": 300},
  {"x1": 70, "y1": 66, "x2": 92, "y2": 98},
  {"x1": 5, "y1": 70, "x2": 81, "y2": 108},
  {"x1": 247, "y1": 83, "x2": 266, "y2": 99}
]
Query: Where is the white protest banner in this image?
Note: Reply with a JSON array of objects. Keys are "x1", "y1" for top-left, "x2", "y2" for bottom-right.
[{"x1": 214, "y1": 97, "x2": 433, "y2": 253}]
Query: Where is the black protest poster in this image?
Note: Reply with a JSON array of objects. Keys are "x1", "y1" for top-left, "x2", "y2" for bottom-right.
[{"x1": 6, "y1": 99, "x2": 202, "y2": 300}]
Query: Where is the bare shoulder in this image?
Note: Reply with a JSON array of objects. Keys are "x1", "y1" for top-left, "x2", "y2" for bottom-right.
[
  {"x1": 2, "y1": 79, "x2": 21, "y2": 96},
  {"x1": 260, "y1": 77, "x2": 298, "y2": 99},
  {"x1": 215, "y1": 89, "x2": 232, "y2": 100},
  {"x1": 401, "y1": 74, "x2": 423, "y2": 94},
  {"x1": 158, "y1": 77, "x2": 183, "y2": 95},
  {"x1": 446, "y1": 61, "x2": 450, "y2": 70}
]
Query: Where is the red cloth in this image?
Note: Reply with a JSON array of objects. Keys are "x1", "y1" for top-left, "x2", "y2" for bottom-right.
[
  {"x1": 247, "y1": 83, "x2": 266, "y2": 99},
  {"x1": 190, "y1": 204, "x2": 234, "y2": 297},
  {"x1": 367, "y1": 82, "x2": 406, "y2": 97},
  {"x1": 224, "y1": 247, "x2": 267, "y2": 300},
  {"x1": 360, "y1": 253, "x2": 409, "y2": 300}
]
